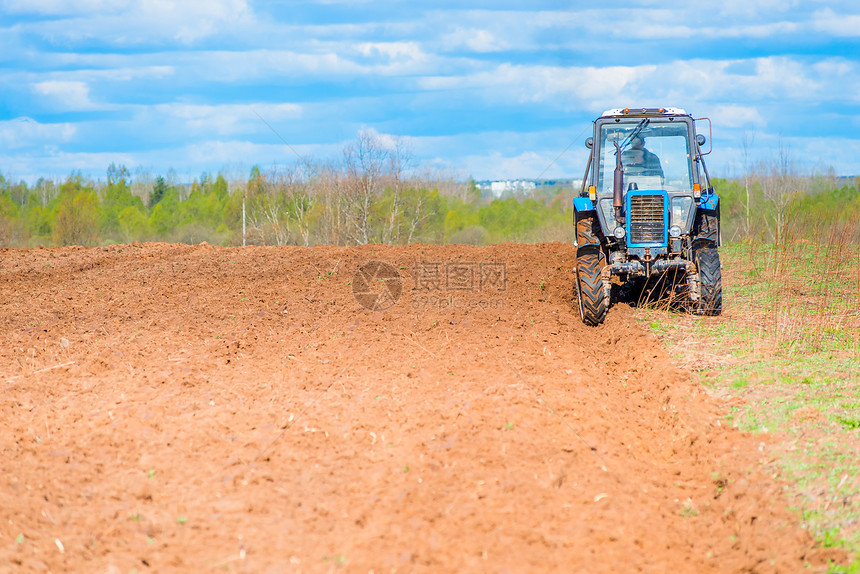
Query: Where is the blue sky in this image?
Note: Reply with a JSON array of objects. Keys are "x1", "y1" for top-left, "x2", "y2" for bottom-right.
[{"x1": 1, "y1": 0, "x2": 859, "y2": 183}]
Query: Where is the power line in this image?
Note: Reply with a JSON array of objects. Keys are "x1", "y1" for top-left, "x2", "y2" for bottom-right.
[
  {"x1": 251, "y1": 107, "x2": 304, "y2": 162},
  {"x1": 536, "y1": 124, "x2": 591, "y2": 181}
]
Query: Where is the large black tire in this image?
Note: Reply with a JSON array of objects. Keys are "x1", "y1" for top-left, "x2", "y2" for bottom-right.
[
  {"x1": 575, "y1": 253, "x2": 607, "y2": 326},
  {"x1": 694, "y1": 247, "x2": 722, "y2": 315}
]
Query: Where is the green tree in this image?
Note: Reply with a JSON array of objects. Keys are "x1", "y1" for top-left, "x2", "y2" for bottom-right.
[
  {"x1": 53, "y1": 177, "x2": 100, "y2": 246},
  {"x1": 100, "y1": 164, "x2": 143, "y2": 241},
  {"x1": 148, "y1": 187, "x2": 181, "y2": 237},
  {"x1": 0, "y1": 192, "x2": 24, "y2": 246},
  {"x1": 118, "y1": 205, "x2": 150, "y2": 242},
  {"x1": 212, "y1": 174, "x2": 229, "y2": 201},
  {"x1": 149, "y1": 176, "x2": 169, "y2": 210},
  {"x1": 25, "y1": 205, "x2": 53, "y2": 241}
]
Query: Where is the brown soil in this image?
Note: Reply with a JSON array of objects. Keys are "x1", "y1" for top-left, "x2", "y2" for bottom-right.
[{"x1": 0, "y1": 243, "x2": 843, "y2": 572}]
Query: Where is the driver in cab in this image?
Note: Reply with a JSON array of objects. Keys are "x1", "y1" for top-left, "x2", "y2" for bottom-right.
[{"x1": 622, "y1": 135, "x2": 663, "y2": 179}]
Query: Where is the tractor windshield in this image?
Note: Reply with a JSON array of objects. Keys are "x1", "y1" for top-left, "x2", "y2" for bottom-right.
[{"x1": 596, "y1": 120, "x2": 693, "y2": 194}]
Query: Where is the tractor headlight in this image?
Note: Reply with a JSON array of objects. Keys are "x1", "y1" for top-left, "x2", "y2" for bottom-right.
[
  {"x1": 669, "y1": 225, "x2": 682, "y2": 238},
  {"x1": 670, "y1": 196, "x2": 694, "y2": 229},
  {"x1": 613, "y1": 226, "x2": 626, "y2": 239}
]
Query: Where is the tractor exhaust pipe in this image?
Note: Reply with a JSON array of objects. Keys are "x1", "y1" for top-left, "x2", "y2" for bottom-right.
[{"x1": 613, "y1": 141, "x2": 624, "y2": 223}]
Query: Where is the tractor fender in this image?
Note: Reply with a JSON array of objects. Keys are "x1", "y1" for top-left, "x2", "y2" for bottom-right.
[
  {"x1": 572, "y1": 197, "x2": 595, "y2": 213},
  {"x1": 691, "y1": 237, "x2": 718, "y2": 252},
  {"x1": 693, "y1": 192, "x2": 720, "y2": 246},
  {"x1": 697, "y1": 194, "x2": 719, "y2": 210},
  {"x1": 576, "y1": 243, "x2": 602, "y2": 260}
]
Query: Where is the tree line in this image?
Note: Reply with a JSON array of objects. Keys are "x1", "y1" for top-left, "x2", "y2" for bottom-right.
[
  {"x1": 1, "y1": 131, "x2": 858, "y2": 248},
  {"x1": 0, "y1": 132, "x2": 572, "y2": 248},
  {"x1": 714, "y1": 151, "x2": 860, "y2": 244}
]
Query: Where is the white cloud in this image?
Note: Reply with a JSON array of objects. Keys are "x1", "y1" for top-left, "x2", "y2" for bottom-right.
[
  {"x1": 81, "y1": 66, "x2": 175, "y2": 83},
  {"x1": 350, "y1": 127, "x2": 414, "y2": 153},
  {"x1": 175, "y1": 139, "x2": 334, "y2": 173},
  {"x1": 752, "y1": 57, "x2": 810, "y2": 95},
  {"x1": 0, "y1": 150, "x2": 137, "y2": 183},
  {"x1": 407, "y1": 129, "x2": 591, "y2": 181},
  {"x1": 465, "y1": 29, "x2": 507, "y2": 52},
  {"x1": 708, "y1": 105, "x2": 766, "y2": 129},
  {"x1": 0, "y1": 117, "x2": 77, "y2": 149},
  {"x1": 419, "y1": 63, "x2": 657, "y2": 111},
  {"x1": 423, "y1": 7, "x2": 803, "y2": 50},
  {"x1": 812, "y1": 59, "x2": 854, "y2": 77},
  {"x1": 493, "y1": 150, "x2": 551, "y2": 180},
  {"x1": 456, "y1": 146, "x2": 587, "y2": 181},
  {"x1": 172, "y1": 50, "x2": 362, "y2": 82},
  {"x1": 713, "y1": 21, "x2": 800, "y2": 39},
  {"x1": 627, "y1": 58, "x2": 824, "y2": 103},
  {"x1": 416, "y1": 55, "x2": 826, "y2": 113},
  {"x1": 12, "y1": 0, "x2": 254, "y2": 45},
  {"x1": 163, "y1": 45, "x2": 447, "y2": 84},
  {"x1": 357, "y1": 41, "x2": 422, "y2": 60},
  {"x1": 590, "y1": 9, "x2": 698, "y2": 40},
  {"x1": 32, "y1": 80, "x2": 94, "y2": 110},
  {"x1": 147, "y1": 0, "x2": 252, "y2": 44},
  {"x1": 812, "y1": 8, "x2": 860, "y2": 37},
  {"x1": 154, "y1": 102, "x2": 302, "y2": 136},
  {"x1": 439, "y1": 28, "x2": 509, "y2": 53},
  {"x1": 0, "y1": 0, "x2": 128, "y2": 15},
  {"x1": 354, "y1": 41, "x2": 431, "y2": 72},
  {"x1": 713, "y1": 0, "x2": 796, "y2": 19},
  {"x1": 718, "y1": 132, "x2": 860, "y2": 177}
]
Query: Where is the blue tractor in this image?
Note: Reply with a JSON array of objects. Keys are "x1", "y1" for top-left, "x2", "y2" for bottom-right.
[{"x1": 573, "y1": 107, "x2": 721, "y2": 325}]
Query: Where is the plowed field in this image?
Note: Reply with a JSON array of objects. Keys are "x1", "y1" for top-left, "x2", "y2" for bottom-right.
[{"x1": 0, "y1": 243, "x2": 838, "y2": 572}]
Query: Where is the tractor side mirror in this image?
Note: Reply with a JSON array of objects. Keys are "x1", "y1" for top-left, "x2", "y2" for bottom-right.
[
  {"x1": 696, "y1": 134, "x2": 706, "y2": 147},
  {"x1": 585, "y1": 137, "x2": 593, "y2": 149}
]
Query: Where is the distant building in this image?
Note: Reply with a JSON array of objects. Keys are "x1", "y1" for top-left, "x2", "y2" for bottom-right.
[
  {"x1": 477, "y1": 180, "x2": 538, "y2": 197},
  {"x1": 477, "y1": 179, "x2": 573, "y2": 198}
]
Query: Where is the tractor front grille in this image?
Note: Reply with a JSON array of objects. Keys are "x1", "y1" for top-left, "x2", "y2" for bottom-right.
[{"x1": 629, "y1": 194, "x2": 665, "y2": 244}]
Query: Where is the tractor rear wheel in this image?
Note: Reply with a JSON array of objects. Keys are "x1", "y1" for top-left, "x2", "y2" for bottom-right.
[
  {"x1": 694, "y1": 247, "x2": 722, "y2": 315},
  {"x1": 575, "y1": 253, "x2": 607, "y2": 326}
]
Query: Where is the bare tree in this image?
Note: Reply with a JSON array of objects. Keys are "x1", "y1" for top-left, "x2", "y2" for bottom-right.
[
  {"x1": 33, "y1": 178, "x2": 61, "y2": 207},
  {"x1": 263, "y1": 199, "x2": 290, "y2": 245},
  {"x1": 243, "y1": 166, "x2": 292, "y2": 245},
  {"x1": 130, "y1": 168, "x2": 154, "y2": 206},
  {"x1": 741, "y1": 131, "x2": 755, "y2": 237},
  {"x1": 311, "y1": 160, "x2": 347, "y2": 245},
  {"x1": 760, "y1": 140, "x2": 803, "y2": 244},
  {"x1": 338, "y1": 130, "x2": 413, "y2": 245},
  {"x1": 381, "y1": 135, "x2": 414, "y2": 244},
  {"x1": 404, "y1": 190, "x2": 433, "y2": 244},
  {"x1": 342, "y1": 131, "x2": 386, "y2": 244},
  {"x1": 283, "y1": 160, "x2": 320, "y2": 246},
  {"x1": 291, "y1": 189, "x2": 315, "y2": 246}
]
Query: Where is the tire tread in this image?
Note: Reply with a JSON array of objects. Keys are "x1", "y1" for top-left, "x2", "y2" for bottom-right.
[
  {"x1": 577, "y1": 253, "x2": 607, "y2": 326},
  {"x1": 695, "y1": 248, "x2": 722, "y2": 315}
]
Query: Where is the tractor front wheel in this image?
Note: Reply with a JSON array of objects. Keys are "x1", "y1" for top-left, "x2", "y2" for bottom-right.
[
  {"x1": 575, "y1": 253, "x2": 607, "y2": 326},
  {"x1": 694, "y1": 247, "x2": 722, "y2": 315}
]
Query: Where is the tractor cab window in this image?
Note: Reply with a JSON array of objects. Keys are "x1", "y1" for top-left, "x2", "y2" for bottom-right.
[{"x1": 596, "y1": 121, "x2": 694, "y2": 194}]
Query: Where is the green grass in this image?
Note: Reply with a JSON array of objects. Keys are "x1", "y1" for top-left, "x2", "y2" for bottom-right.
[{"x1": 643, "y1": 235, "x2": 860, "y2": 568}]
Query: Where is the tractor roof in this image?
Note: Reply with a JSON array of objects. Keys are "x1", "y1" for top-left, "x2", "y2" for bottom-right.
[{"x1": 600, "y1": 107, "x2": 688, "y2": 118}]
